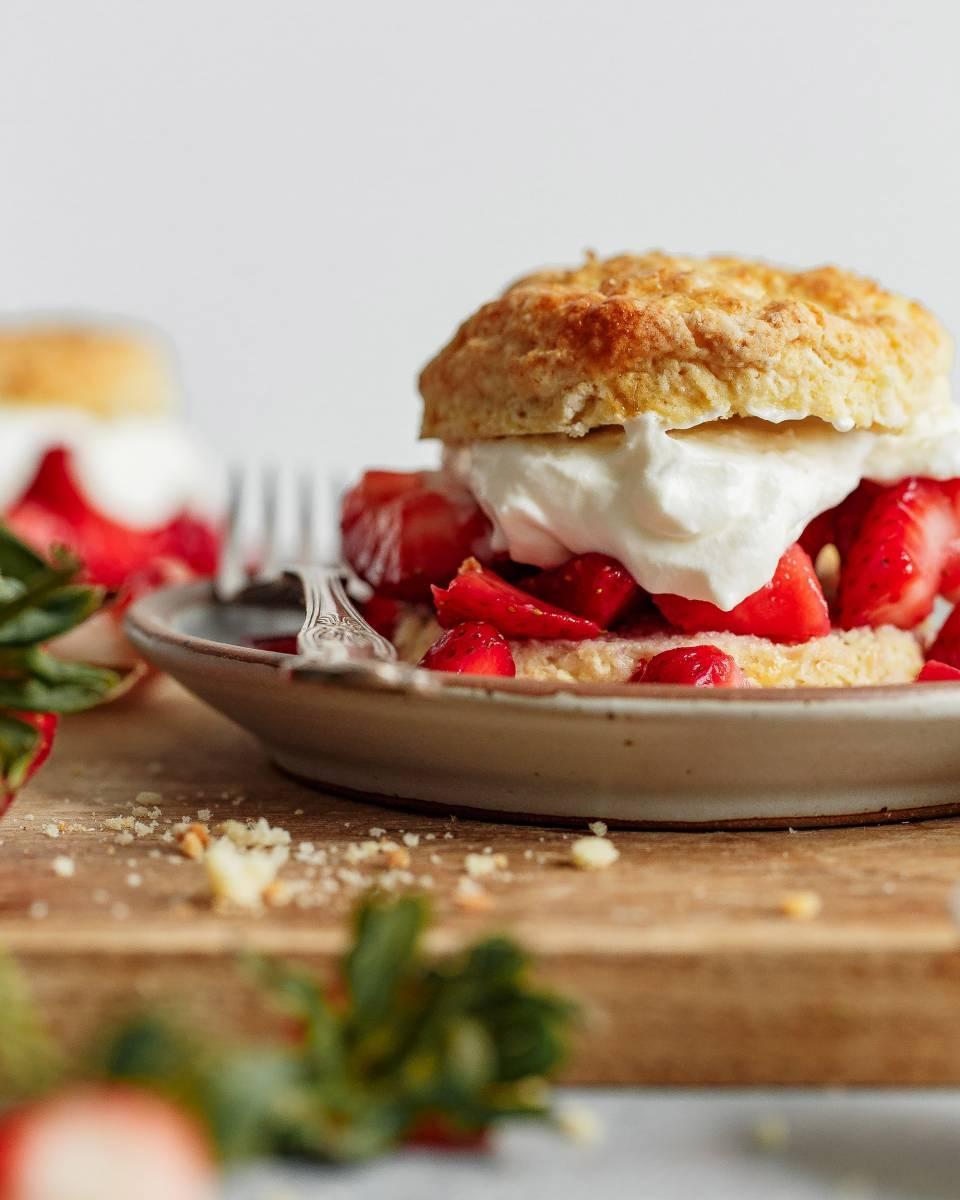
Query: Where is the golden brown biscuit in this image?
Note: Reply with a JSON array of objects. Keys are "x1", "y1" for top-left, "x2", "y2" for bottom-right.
[
  {"x1": 0, "y1": 326, "x2": 175, "y2": 418},
  {"x1": 394, "y1": 610, "x2": 922, "y2": 689},
  {"x1": 420, "y1": 252, "x2": 952, "y2": 440}
]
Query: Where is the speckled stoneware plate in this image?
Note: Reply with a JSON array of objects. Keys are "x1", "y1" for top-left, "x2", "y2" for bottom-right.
[{"x1": 127, "y1": 582, "x2": 960, "y2": 830}]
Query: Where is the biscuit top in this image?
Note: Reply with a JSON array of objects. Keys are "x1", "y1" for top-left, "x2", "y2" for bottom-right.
[
  {"x1": 0, "y1": 326, "x2": 175, "y2": 418},
  {"x1": 419, "y1": 252, "x2": 952, "y2": 440}
]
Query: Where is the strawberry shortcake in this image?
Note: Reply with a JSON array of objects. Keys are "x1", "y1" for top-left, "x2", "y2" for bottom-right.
[
  {"x1": 342, "y1": 253, "x2": 960, "y2": 687},
  {"x1": 0, "y1": 326, "x2": 219, "y2": 664}
]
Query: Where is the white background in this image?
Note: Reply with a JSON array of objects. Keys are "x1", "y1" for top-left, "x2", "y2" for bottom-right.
[{"x1": 0, "y1": 0, "x2": 957, "y2": 504}]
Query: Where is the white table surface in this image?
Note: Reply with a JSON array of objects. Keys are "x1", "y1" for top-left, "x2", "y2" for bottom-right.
[{"x1": 225, "y1": 1089, "x2": 960, "y2": 1199}]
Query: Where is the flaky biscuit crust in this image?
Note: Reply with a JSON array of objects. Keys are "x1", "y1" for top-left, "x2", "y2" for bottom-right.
[
  {"x1": 0, "y1": 327, "x2": 174, "y2": 418},
  {"x1": 420, "y1": 253, "x2": 952, "y2": 439}
]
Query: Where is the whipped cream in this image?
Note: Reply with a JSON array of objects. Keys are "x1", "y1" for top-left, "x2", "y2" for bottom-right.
[
  {"x1": 0, "y1": 407, "x2": 218, "y2": 528},
  {"x1": 445, "y1": 405, "x2": 960, "y2": 610}
]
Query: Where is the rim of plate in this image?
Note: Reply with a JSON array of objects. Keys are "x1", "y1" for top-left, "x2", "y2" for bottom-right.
[{"x1": 126, "y1": 580, "x2": 953, "y2": 708}]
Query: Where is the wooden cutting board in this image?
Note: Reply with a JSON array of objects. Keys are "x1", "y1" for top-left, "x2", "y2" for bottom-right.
[{"x1": 3, "y1": 676, "x2": 960, "y2": 1086}]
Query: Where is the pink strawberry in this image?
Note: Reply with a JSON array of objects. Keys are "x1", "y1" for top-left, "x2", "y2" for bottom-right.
[
  {"x1": 631, "y1": 645, "x2": 748, "y2": 687},
  {"x1": 654, "y1": 544, "x2": 830, "y2": 643},
  {"x1": 918, "y1": 659, "x2": 960, "y2": 682},
  {"x1": 523, "y1": 554, "x2": 640, "y2": 628},
  {"x1": 432, "y1": 560, "x2": 600, "y2": 640},
  {"x1": 341, "y1": 472, "x2": 489, "y2": 602},
  {"x1": 419, "y1": 621, "x2": 516, "y2": 676},
  {"x1": 0, "y1": 1086, "x2": 217, "y2": 1200},
  {"x1": 837, "y1": 478, "x2": 955, "y2": 629}
]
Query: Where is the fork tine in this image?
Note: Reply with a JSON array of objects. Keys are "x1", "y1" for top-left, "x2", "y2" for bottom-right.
[
  {"x1": 260, "y1": 464, "x2": 281, "y2": 579},
  {"x1": 215, "y1": 463, "x2": 248, "y2": 601},
  {"x1": 297, "y1": 469, "x2": 315, "y2": 565}
]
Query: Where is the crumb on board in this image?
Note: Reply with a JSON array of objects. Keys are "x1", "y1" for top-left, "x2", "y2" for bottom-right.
[
  {"x1": 570, "y1": 836, "x2": 620, "y2": 871},
  {"x1": 779, "y1": 890, "x2": 822, "y2": 920},
  {"x1": 52, "y1": 855, "x2": 75, "y2": 878}
]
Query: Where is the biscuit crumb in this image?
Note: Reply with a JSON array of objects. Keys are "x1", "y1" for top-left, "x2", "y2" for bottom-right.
[
  {"x1": 779, "y1": 890, "x2": 822, "y2": 920},
  {"x1": 42, "y1": 823, "x2": 60, "y2": 839},
  {"x1": 557, "y1": 1106, "x2": 603, "y2": 1145},
  {"x1": 454, "y1": 876, "x2": 494, "y2": 912},
  {"x1": 752, "y1": 1114, "x2": 791, "y2": 1152},
  {"x1": 570, "y1": 836, "x2": 619, "y2": 871},
  {"x1": 52, "y1": 855, "x2": 75, "y2": 878},
  {"x1": 28, "y1": 900, "x2": 49, "y2": 920},
  {"x1": 588, "y1": 821, "x2": 608, "y2": 838},
  {"x1": 204, "y1": 837, "x2": 288, "y2": 911}
]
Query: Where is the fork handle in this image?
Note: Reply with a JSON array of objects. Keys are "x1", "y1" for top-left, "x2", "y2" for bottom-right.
[{"x1": 290, "y1": 565, "x2": 397, "y2": 662}]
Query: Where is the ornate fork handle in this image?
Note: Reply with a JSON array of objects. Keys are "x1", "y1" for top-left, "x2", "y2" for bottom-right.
[{"x1": 291, "y1": 565, "x2": 397, "y2": 662}]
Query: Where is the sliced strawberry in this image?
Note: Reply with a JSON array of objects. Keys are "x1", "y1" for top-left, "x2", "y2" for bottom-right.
[
  {"x1": 0, "y1": 1086, "x2": 217, "y2": 1200},
  {"x1": 362, "y1": 592, "x2": 403, "y2": 639},
  {"x1": 940, "y1": 540, "x2": 960, "y2": 603},
  {"x1": 341, "y1": 472, "x2": 489, "y2": 602},
  {"x1": 837, "y1": 478, "x2": 955, "y2": 630},
  {"x1": 928, "y1": 603, "x2": 960, "y2": 669},
  {"x1": 631, "y1": 644, "x2": 748, "y2": 687},
  {"x1": 917, "y1": 659, "x2": 960, "y2": 682},
  {"x1": 523, "y1": 553, "x2": 640, "y2": 629},
  {"x1": 419, "y1": 621, "x2": 516, "y2": 676},
  {"x1": 798, "y1": 509, "x2": 837, "y2": 560},
  {"x1": 340, "y1": 469, "x2": 427, "y2": 532},
  {"x1": 432, "y1": 560, "x2": 600, "y2": 640},
  {"x1": 654, "y1": 544, "x2": 830, "y2": 643},
  {"x1": 1, "y1": 712, "x2": 58, "y2": 819}
]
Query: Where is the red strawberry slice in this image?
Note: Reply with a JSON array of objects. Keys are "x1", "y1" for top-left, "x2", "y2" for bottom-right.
[
  {"x1": 631, "y1": 644, "x2": 748, "y2": 687},
  {"x1": 0, "y1": 1086, "x2": 217, "y2": 1200},
  {"x1": 341, "y1": 472, "x2": 490, "y2": 602},
  {"x1": 654, "y1": 544, "x2": 830, "y2": 643},
  {"x1": 837, "y1": 478, "x2": 955, "y2": 630},
  {"x1": 523, "y1": 553, "x2": 640, "y2": 629},
  {"x1": 419, "y1": 621, "x2": 516, "y2": 676},
  {"x1": 1, "y1": 712, "x2": 58, "y2": 819},
  {"x1": 798, "y1": 508, "x2": 837, "y2": 560},
  {"x1": 432, "y1": 560, "x2": 600, "y2": 640},
  {"x1": 918, "y1": 659, "x2": 960, "y2": 682},
  {"x1": 928, "y1": 603, "x2": 960, "y2": 669},
  {"x1": 340, "y1": 469, "x2": 427, "y2": 532}
]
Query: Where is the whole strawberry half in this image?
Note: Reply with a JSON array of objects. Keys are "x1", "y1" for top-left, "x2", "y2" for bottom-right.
[
  {"x1": 523, "y1": 553, "x2": 640, "y2": 628},
  {"x1": 654, "y1": 544, "x2": 830, "y2": 643},
  {"x1": 341, "y1": 471, "x2": 490, "y2": 602},
  {"x1": 918, "y1": 659, "x2": 960, "y2": 682},
  {"x1": 419, "y1": 621, "x2": 516, "y2": 676},
  {"x1": 631, "y1": 644, "x2": 748, "y2": 687},
  {"x1": 0, "y1": 1086, "x2": 218, "y2": 1200},
  {"x1": 837, "y1": 478, "x2": 956, "y2": 630},
  {"x1": 432, "y1": 560, "x2": 600, "y2": 640}
]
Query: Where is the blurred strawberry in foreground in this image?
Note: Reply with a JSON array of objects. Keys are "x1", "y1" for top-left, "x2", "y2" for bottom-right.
[
  {"x1": 917, "y1": 660, "x2": 960, "y2": 682},
  {"x1": 0, "y1": 1086, "x2": 217, "y2": 1200}
]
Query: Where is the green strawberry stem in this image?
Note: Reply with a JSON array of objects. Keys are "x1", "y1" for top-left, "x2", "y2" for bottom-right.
[{"x1": 0, "y1": 524, "x2": 120, "y2": 804}]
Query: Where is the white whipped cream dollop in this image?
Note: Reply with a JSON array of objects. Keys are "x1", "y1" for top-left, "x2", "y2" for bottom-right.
[
  {"x1": 0, "y1": 407, "x2": 217, "y2": 528},
  {"x1": 444, "y1": 402, "x2": 960, "y2": 610}
]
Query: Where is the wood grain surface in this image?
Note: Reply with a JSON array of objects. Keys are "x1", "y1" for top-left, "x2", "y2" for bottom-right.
[{"x1": 3, "y1": 677, "x2": 960, "y2": 1085}]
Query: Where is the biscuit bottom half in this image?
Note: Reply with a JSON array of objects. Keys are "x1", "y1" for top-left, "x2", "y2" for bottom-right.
[{"x1": 394, "y1": 611, "x2": 923, "y2": 688}]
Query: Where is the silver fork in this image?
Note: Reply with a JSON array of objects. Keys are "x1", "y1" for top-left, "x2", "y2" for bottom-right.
[{"x1": 215, "y1": 465, "x2": 397, "y2": 664}]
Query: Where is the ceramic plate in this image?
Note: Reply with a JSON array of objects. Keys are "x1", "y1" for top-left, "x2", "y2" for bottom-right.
[{"x1": 126, "y1": 582, "x2": 960, "y2": 829}]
